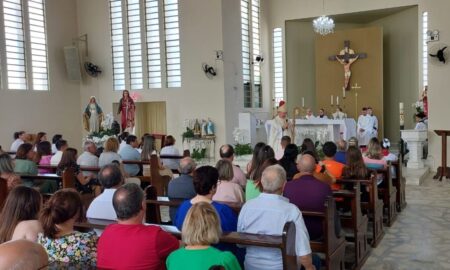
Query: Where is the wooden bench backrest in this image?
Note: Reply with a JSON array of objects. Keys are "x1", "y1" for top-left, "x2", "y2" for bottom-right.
[
  {"x1": 62, "y1": 167, "x2": 77, "y2": 189},
  {"x1": 0, "y1": 178, "x2": 8, "y2": 211},
  {"x1": 75, "y1": 219, "x2": 297, "y2": 270}
]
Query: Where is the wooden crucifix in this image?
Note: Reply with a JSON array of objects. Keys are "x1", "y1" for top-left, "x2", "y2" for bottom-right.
[{"x1": 328, "y1": 40, "x2": 367, "y2": 90}]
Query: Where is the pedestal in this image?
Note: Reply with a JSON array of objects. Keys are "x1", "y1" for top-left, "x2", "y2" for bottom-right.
[
  {"x1": 401, "y1": 130, "x2": 427, "y2": 169},
  {"x1": 432, "y1": 130, "x2": 450, "y2": 181}
]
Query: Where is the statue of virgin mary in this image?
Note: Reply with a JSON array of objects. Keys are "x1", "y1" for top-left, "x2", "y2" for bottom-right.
[{"x1": 83, "y1": 96, "x2": 104, "y2": 133}]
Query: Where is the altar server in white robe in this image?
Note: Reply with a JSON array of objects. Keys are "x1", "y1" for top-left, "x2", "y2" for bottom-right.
[
  {"x1": 266, "y1": 101, "x2": 294, "y2": 155},
  {"x1": 367, "y1": 107, "x2": 378, "y2": 138},
  {"x1": 357, "y1": 107, "x2": 372, "y2": 146}
]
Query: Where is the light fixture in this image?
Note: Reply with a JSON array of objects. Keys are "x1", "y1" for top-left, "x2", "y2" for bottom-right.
[{"x1": 312, "y1": 0, "x2": 334, "y2": 36}]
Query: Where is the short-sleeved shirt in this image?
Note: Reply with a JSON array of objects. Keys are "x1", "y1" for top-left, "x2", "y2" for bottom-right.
[
  {"x1": 119, "y1": 144, "x2": 141, "y2": 176},
  {"x1": 86, "y1": 189, "x2": 117, "y2": 220},
  {"x1": 212, "y1": 181, "x2": 244, "y2": 203},
  {"x1": 38, "y1": 155, "x2": 53, "y2": 174},
  {"x1": 14, "y1": 159, "x2": 38, "y2": 175},
  {"x1": 97, "y1": 223, "x2": 179, "y2": 270},
  {"x1": 231, "y1": 165, "x2": 247, "y2": 188},
  {"x1": 167, "y1": 174, "x2": 196, "y2": 222},
  {"x1": 238, "y1": 193, "x2": 311, "y2": 270},
  {"x1": 335, "y1": 151, "x2": 346, "y2": 164},
  {"x1": 174, "y1": 200, "x2": 237, "y2": 232},
  {"x1": 160, "y1": 145, "x2": 180, "y2": 170},
  {"x1": 245, "y1": 180, "x2": 261, "y2": 201},
  {"x1": 316, "y1": 159, "x2": 345, "y2": 190},
  {"x1": 37, "y1": 231, "x2": 98, "y2": 266},
  {"x1": 283, "y1": 175, "x2": 334, "y2": 240},
  {"x1": 167, "y1": 246, "x2": 241, "y2": 270},
  {"x1": 77, "y1": 151, "x2": 99, "y2": 176},
  {"x1": 99, "y1": 152, "x2": 122, "y2": 167}
]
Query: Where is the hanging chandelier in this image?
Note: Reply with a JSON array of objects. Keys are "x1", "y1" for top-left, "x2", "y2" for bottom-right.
[
  {"x1": 312, "y1": 0, "x2": 334, "y2": 36},
  {"x1": 313, "y1": 15, "x2": 335, "y2": 35}
]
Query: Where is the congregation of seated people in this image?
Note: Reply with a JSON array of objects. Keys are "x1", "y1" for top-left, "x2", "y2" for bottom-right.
[{"x1": 0, "y1": 130, "x2": 400, "y2": 269}]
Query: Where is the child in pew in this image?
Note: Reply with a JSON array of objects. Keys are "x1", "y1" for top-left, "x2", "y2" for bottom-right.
[{"x1": 381, "y1": 138, "x2": 398, "y2": 178}]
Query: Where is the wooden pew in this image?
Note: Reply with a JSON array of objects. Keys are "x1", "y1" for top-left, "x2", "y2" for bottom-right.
[
  {"x1": 75, "y1": 219, "x2": 298, "y2": 270},
  {"x1": 376, "y1": 164, "x2": 398, "y2": 227},
  {"x1": 37, "y1": 164, "x2": 101, "y2": 173},
  {"x1": 302, "y1": 197, "x2": 346, "y2": 270},
  {"x1": 0, "y1": 178, "x2": 8, "y2": 211},
  {"x1": 391, "y1": 158, "x2": 407, "y2": 212},
  {"x1": 340, "y1": 176, "x2": 384, "y2": 248},
  {"x1": 333, "y1": 183, "x2": 370, "y2": 270},
  {"x1": 123, "y1": 154, "x2": 171, "y2": 196},
  {"x1": 146, "y1": 193, "x2": 345, "y2": 270}
]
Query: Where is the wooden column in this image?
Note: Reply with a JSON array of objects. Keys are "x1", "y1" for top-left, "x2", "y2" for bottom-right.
[{"x1": 433, "y1": 130, "x2": 450, "y2": 181}]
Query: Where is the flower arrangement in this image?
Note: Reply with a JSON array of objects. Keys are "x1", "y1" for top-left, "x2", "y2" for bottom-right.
[
  {"x1": 191, "y1": 148, "x2": 207, "y2": 160},
  {"x1": 234, "y1": 143, "x2": 253, "y2": 156},
  {"x1": 412, "y1": 101, "x2": 424, "y2": 114},
  {"x1": 85, "y1": 113, "x2": 117, "y2": 147}
]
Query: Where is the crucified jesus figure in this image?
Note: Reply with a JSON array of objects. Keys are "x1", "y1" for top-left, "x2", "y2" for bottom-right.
[
  {"x1": 329, "y1": 40, "x2": 367, "y2": 90},
  {"x1": 336, "y1": 47, "x2": 359, "y2": 90}
]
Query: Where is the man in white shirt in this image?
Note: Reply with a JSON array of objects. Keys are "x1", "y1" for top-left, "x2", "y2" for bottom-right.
[
  {"x1": 87, "y1": 164, "x2": 124, "y2": 220},
  {"x1": 305, "y1": 108, "x2": 315, "y2": 120},
  {"x1": 10, "y1": 131, "x2": 26, "y2": 152},
  {"x1": 317, "y1": 108, "x2": 328, "y2": 119},
  {"x1": 77, "y1": 141, "x2": 99, "y2": 176},
  {"x1": 219, "y1": 144, "x2": 247, "y2": 188},
  {"x1": 238, "y1": 164, "x2": 315, "y2": 270},
  {"x1": 50, "y1": 140, "x2": 68, "y2": 165}
]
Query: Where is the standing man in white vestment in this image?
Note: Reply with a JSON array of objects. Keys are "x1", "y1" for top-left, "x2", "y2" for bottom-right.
[
  {"x1": 357, "y1": 107, "x2": 371, "y2": 146},
  {"x1": 266, "y1": 101, "x2": 294, "y2": 155},
  {"x1": 367, "y1": 107, "x2": 378, "y2": 138}
]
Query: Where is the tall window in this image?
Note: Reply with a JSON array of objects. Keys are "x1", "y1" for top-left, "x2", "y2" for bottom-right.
[
  {"x1": 422, "y1": 11, "x2": 428, "y2": 88},
  {"x1": 272, "y1": 28, "x2": 284, "y2": 107},
  {"x1": 241, "y1": 0, "x2": 261, "y2": 108},
  {"x1": 109, "y1": 0, "x2": 181, "y2": 91},
  {"x1": 0, "y1": 0, "x2": 49, "y2": 91}
]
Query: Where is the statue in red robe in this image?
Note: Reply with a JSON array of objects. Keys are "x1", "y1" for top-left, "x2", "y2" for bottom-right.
[{"x1": 117, "y1": 90, "x2": 136, "y2": 132}]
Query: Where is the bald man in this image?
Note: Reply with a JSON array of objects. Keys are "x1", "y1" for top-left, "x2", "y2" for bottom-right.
[
  {"x1": 238, "y1": 165, "x2": 316, "y2": 270},
  {"x1": 167, "y1": 157, "x2": 197, "y2": 221},
  {"x1": 0, "y1": 239, "x2": 48, "y2": 270},
  {"x1": 284, "y1": 154, "x2": 340, "y2": 241}
]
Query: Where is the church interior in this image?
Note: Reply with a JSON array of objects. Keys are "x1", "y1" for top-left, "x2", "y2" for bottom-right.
[{"x1": 1, "y1": 0, "x2": 450, "y2": 269}]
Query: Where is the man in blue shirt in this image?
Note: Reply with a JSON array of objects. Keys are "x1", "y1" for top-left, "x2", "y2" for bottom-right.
[
  {"x1": 238, "y1": 164, "x2": 316, "y2": 270},
  {"x1": 119, "y1": 135, "x2": 141, "y2": 176}
]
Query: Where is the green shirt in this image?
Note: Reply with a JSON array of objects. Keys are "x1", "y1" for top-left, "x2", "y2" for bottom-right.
[
  {"x1": 245, "y1": 180, "x2": 261, "y2": 201},
  {"x1": 14, "y1": 159, "x2": 38, "y2": 175},
  {"x1": 166, "y1": 246, "x2": 241, "y2": 270}
]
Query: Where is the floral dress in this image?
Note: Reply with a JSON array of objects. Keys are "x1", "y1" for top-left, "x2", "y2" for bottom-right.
[{"x1": 37, "y1": 231, "x2": 98, "y2": 266}]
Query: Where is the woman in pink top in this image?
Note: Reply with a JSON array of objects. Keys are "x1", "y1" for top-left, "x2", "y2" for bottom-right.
[
  {"x1": 35, "y1": 141, "x2": 53, "y2": 174},
  {"x1": 363, "y1": 138, "x2": 387, "y2": 169},
  {"x1": 213, "y1": 160, "x2": 244, "y2": 203}
]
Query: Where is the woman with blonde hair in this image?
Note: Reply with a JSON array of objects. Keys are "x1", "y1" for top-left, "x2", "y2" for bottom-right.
[
  {"x1": 167, "y1": 202, "x2": 241, "y2": 270},
  {"x1": 363, "y1": 137, "x2": 387, "y2": 169},
  {"x1": 213, "y1": 160, "x2": 244, "y2": 203},
  {"x1": 99, "y1": 137, "x2": 122, "y2": 167}
]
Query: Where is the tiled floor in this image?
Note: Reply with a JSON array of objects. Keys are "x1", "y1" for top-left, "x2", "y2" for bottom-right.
[{"x1": 363, "y1": 175, "x2": 450, "y2": 270}]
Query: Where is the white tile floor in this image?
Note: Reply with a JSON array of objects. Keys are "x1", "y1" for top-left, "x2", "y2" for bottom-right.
[{"x1": 363, "y1": 175, "x2": 450, "y2": 270}]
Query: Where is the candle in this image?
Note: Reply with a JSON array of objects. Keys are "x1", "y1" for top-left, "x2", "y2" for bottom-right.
[
  {"x1": 399, "y1": 102, "x2": 405, "y2": 127},
  {"x1": 336, "y1": 96, "x2": 339, "y2": 105},
  {"x1": 331, "y1": 95, "x2": 334, "y2": 105},
  {"x1": 302, "y1": 97, "x2": 305, "y2": 107}
]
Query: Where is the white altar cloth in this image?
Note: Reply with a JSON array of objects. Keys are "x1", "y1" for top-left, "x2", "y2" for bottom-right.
[{"x1": 294, "y1": 118, "x2": 356, "y2": 144}]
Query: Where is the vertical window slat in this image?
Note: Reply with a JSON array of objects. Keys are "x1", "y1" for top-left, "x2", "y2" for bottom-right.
[
  {"x1": 163, "y1": 0, "x2": 181, "y2": 88},
  {"x1": 272, "y1": 28, "x2": 284, "y2": 107},
  {"x1": 109, "y1": 0, "x2": 126, "y2": 91},
  {"x1": 422, "y1": 11, "x2": 428, "y2": 88}
]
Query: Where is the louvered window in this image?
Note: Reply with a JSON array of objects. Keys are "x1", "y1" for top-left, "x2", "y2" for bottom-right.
[
  {"x1": 422, "y1": 11, "x2": 428, "y2": 88},
  {"x1": 109, "y1": 0, "x2": 181, "y2": 91},
  {"x1": 241, "y1": 0, "x2": 261, "y2": 108},
  {"x1": 272, "y1": 28, "x2": 284, "y2": 107}
]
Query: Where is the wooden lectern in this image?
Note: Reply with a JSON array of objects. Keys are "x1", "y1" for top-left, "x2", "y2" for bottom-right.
[{"x1": 433, "y1": 130, "x2": 450, "y2": 181}]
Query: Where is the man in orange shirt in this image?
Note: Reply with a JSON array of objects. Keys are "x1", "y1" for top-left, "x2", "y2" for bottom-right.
[{"x1": 316, "y1": 141, "x2": 345, "y2": 190}]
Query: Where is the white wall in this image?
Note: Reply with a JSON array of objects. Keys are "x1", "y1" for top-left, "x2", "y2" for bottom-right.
[
  {"x1": 0, "y1": 0, "x2": 81, "y2": 150},
  {"x1": 76, "y1": 0, "x2": 228, "y2": 154},
  {"x1": 265, "y1": 0, "x2": 450, "y2": 171}
]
